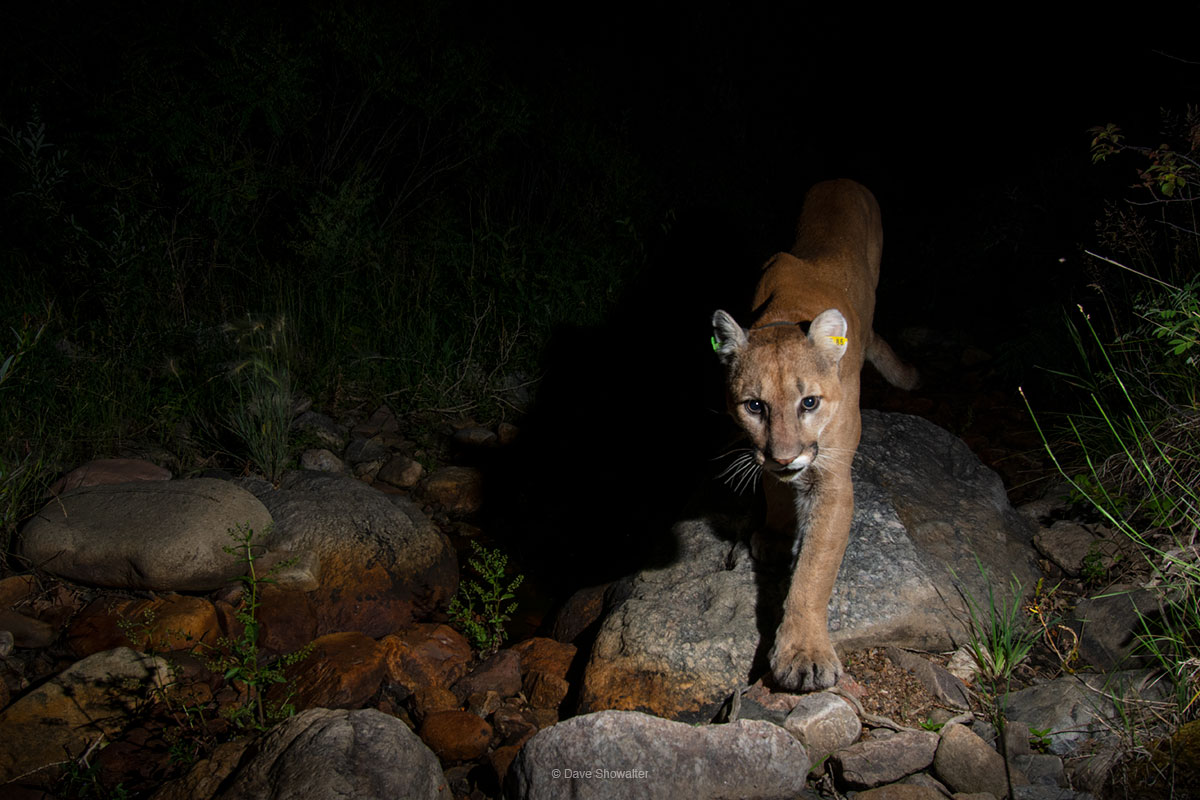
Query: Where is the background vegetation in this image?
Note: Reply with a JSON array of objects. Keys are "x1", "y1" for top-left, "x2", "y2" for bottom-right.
[{"x1": 0, "y1": 1, "x2": 661, "y2": 565}]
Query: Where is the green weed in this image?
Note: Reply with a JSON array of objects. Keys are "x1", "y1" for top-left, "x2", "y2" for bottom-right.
[{"x1": 448, "y1": 540, "x2": 524, "y2": 656}]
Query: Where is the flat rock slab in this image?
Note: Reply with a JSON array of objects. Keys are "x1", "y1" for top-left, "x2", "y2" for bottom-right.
[
  {"x1": 21, "y1": 478, "x2": 277, "y2": 591},
  {"x1": 507, "y1": 710, "x2": 810, "y2": 800},
  {"x1": 581, "y1": 411, "x2": 1040, "y2": 721}
]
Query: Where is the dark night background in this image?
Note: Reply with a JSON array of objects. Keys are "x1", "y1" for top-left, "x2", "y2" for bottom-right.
[{"x1": 2, "y1": 1, "x2": 1198, "y2": 587}]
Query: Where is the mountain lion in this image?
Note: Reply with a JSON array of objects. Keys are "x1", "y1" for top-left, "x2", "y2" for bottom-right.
[{"x1": 711, "y1": 179, "x2": 918, "y2": 691}]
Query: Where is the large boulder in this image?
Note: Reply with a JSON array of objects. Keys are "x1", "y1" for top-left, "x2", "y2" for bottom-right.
[
  {"x1": 20, "y1": 478, "x2": 284, "y2": 591},
  {"x1": 213, "y1": 708, "x2": 449, "y2": 799},
  {"x1": 0, "y1": 647, "x2": 170, "y2": 785},
  {"x1": 580, "y1": 410, "x2": 1040, "y2": 720},
  {"x1": 250, "y1": 471, "x2": 458, "y2": 637},
  {"x1": 506, "y1": 710, "x2": 810, "y2": 800}
]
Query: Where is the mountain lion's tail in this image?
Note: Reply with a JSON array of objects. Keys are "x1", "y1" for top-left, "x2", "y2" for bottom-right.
[{"x1": 866, "y1": 332, "x2": 919, "y2": 391}]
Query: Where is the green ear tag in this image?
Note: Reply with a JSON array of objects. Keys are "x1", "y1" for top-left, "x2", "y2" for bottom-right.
[{"x1": 711, "y1": 335, "x2": 721, "y2": 352}]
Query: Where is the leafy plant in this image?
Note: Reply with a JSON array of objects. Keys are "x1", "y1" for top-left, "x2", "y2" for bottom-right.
[
  {"x1": 448, "y1": 540, "x2": 524, "y2": 656},
  {"x1": 204, "y1": 523, "x2": 313, "y2": 731},
  {"x1": 1028, "y1": 725, "x2": 1053, "y2": 753}
]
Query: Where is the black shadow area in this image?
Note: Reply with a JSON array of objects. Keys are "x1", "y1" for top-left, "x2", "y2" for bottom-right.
[{"x1": 481, "y1": 207, "x2": 758, "y2": 599}]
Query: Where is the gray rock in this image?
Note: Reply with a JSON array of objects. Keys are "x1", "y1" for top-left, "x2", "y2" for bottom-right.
[
  {"x1": 1033, "y1": 521, "x2": 1099, "y2": 576},
  {"x1": 251, "y1": 471, "x2": 457, "y2": 636},
  {"x1": 1071, "y1": 588, "x2": 1158, "y2": 671},
  {"x1": 1012, "y1": 753, "x2": 1066, "y2": 787},
  {"x1": 829, "y1": 729, "x2": 940, "y2": 788},
  {"x1": 581, "y1": 411, "x2": 1039, "y2": 720},
  {"x1": 292, "y1": 410, "x2": 349, "y2": 451},
  {"x1": 214, "y1": 708, "x2": 449, "y2": 799},
  {"x1": 782, "y1": 691, "x2": 861, "y2": 764},
  {"x1": 885, "y1": 647, "x2": 970, "y2": 709},
  {"x1": 0, "y1": 647, "x2": 170, "y2": 784},
  {"x1": 932, "y1": 722, "x2": 1025, "y2": 797},
  {"x1": 378, "y1": 454, "x2": 425, "y2": 489},
  {"x1": 0, "y1": 630, "x2": 13, "y2": 657},
  {"x1": 506, "y1": 710, "x2": 810, "y2": 800},
  {"x1": 299, "y1": 448, "x2": 345, "y2": 473},
  {"x1": 20, "y1": 478, "x2": 278, "y2": 591},
  {"x1": 1002, "y1": 671, "x2": 1165, "y2": 756},
  {"x1": 345, "y1": 436, "x2": 390, "y2": 467}
]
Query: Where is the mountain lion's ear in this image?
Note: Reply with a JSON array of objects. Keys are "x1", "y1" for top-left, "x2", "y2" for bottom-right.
[
  {"x1": 809, "y1": 308, "x2": 848, "y2": 364},
  {"x1": 711, "y1": 310, "x2": 747, "y2": 365}
]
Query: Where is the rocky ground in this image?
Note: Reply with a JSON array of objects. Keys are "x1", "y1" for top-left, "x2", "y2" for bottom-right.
[{"x1": 1, "y1": 343, "x2": 1197, "y2": 799}]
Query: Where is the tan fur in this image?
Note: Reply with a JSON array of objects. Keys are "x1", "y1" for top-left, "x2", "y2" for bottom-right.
[{"x1": 712, "y1": 179, "x2": 917, "y2": 691}]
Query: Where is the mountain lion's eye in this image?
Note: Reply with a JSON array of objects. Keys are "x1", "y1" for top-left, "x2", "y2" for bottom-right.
[
  {"x1": 801, "y1": 396, "x2": 820, "y2": 412},
  {"x1": 744, "y1": 399, "x2": 765, "y2": 415}
]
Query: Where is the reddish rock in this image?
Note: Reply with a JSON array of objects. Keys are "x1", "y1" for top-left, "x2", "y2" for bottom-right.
[
  {"x1": 524, "y1": 671, "x2": 570, "y2": 710},
  {"x1": 67, "y1": 595, "x2": 221, "y2": 657},
  {"x1": 492, "y1": 704, "x2": 538, "y2": 745},
  {"x1": 0, "y1": 610, "x2": 55, "y2": 648},
  {"x1": 419, "y1": 710, "x2": 494, "y2": 762},
  {"x1": 254, "y1": 586, "x2": 318, "y2": 658},
  {"x1": 381, "y1": 623, "x2": 472, "y2": 692},
  {"x1": 283, "y1": 631, "x2": 386, "y2": 711},
  {"x1": 511, "y1": 637, "x2": 576, "y2": 680},
  {"x1": 453, "y1": 649, "x2": 522, "y2": 701},
  {"x1": 421, "y1": 466, "x2": 484, "y2": 516},
  {"x1": 410, "y1": 685, "x2": 460, "y2": 723},
  {"x1": 488, "y1": 744, "x2": 521, "y2": 788},
  {"x1": 46, "y1": 458, "x2": 171, "y2": 496},
  {"x1": 311, "y1": 552, "x2": 418, "y2": 638},
  {"x1": 0, "y1": 575, "x2": 36, "y2": 609}
]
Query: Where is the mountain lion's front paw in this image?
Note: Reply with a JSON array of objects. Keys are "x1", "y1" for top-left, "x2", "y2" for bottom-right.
[{"x1": 769, "y1": 631, "x2": 842, "y2": 692}]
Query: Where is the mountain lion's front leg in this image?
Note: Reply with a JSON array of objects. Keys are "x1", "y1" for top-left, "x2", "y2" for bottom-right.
[{"x1": 769, "y1": 468, "x2": 852, "y2": 691}]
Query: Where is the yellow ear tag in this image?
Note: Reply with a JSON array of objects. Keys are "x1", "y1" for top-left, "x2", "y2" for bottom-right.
[{"x1": 828, "y1": 336, "x2": 848, "y2": 347}]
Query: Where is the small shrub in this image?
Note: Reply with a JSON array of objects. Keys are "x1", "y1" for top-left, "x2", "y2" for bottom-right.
[{"x1": 448, "y1": 540, "x2": 524, "y2": 656}]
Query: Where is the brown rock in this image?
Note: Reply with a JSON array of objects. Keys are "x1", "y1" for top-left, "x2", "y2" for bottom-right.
[
  {"x1": 452, "y1": 426, "x2": 498, "y2": 448},
  {"x1": 148, "y1": 740, "x2": 250, "y2": 800},
  {"x1": 422, "y1": 466, "x2": 484, "y2": 516},
  {"x1": 510, "y1": 637, "x2": 576, "y2": 679},
  {"x1": 488, "y1": 744, "x2": 521, "y2": 788},
  {"x1": 492, "y1": 704, "x2": 538, "y2": 744},
  {"x1": 0, "y1": 648, "x2": 170, "y2": 785},
  {"x1": 0, "y1": 574, "x2": 37, "y2": 609},
  {"x1": 311, "y1": 551, "x2": 417, "y2": 638},
  {"x1": 382, "y1": 623, "x2": 472, "y2": 692},
  {"x1": 466, "y1": 689, "x2": 503, "y2": 718},
  {"x1": 527, "y1": 707, "x2": 559, "y2": 730},
  {"x1": 46, "y1": 458, "x2": 171, "y2": 496},
  {"x1": 0, "y1": 610, "x2": 55, "y2": 648},
  {"x1": 352, "y1": 405, "x2": 399, "y2": 438},
  {"x1": 548, "y1": 583, "x2": 608, "y2": 643},
  {"x1": 254, "y1": 586, "x2": 318, "y2": 658},
  {"x1": 453, "y1": 649, "x2": 522, "y2": 700},
  {"x1": 496, "y1": 422, "x2": 519, "y2": 446},
  {"x1": 410, "y1": 685, "x2": 460, "y2": 722},
  {"x1": 933, "y1": 722, "x2": 1027, "y2": 798},
  {"x1": 419, "y1": 710, "x2": 494, "y2": 762},
  {"x1": 377, "y1": 454, "x2": 425, "y2": 489},
  {"x1": 524, "y1": 671, "x2": 570, "y2": 710},
  {"x1": 67, "y1": 595, "x2": 221, "y2": 657},
  {"x1": 283, "y1": 631, "x2": 386, "y2": 711}
]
